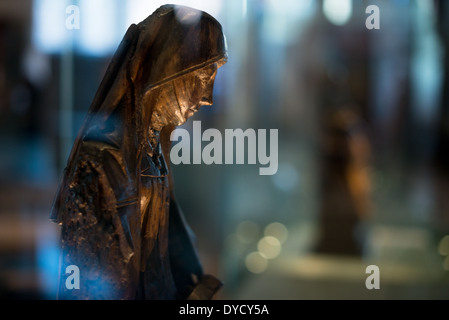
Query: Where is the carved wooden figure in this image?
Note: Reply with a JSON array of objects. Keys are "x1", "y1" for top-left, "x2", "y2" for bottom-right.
[{"x1": 50, "y1": 5, "x2": 227, "y2": 300}]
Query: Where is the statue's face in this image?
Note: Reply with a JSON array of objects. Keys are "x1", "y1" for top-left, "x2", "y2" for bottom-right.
[
  {"x1": 173, "y1": 63, "x2": 218, "y2": 123},
  {"x1": 149, "y1": 63, "x2": 218, "y2": 130}
]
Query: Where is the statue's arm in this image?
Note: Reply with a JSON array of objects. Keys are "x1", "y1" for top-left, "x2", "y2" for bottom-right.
[
  {"x1": 57, "y1": 142, "x2": 139, "y2": 299},
  {"x1": 161, "y1": 126, "x2": 221, "y2": 299}
]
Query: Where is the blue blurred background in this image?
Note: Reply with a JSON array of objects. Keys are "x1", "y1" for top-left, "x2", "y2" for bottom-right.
[{"x1": 1, "y1": 0, "x2": 449, "y2": 299}]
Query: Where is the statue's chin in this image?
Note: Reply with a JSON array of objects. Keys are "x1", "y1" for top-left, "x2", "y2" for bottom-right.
[
  {"x1": 169, "y1": 118, "x2": 185, "y2": 128},
  {"x1": 174, "y1": 115, "x2": 190, "y2": 127},
  {"x1": 184, "y1": 109, "x2": 196, "y2": 120}
]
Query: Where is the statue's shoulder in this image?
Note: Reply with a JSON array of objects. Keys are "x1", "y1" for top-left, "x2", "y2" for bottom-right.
[
  {"x1": 69, "y1": 140, "x2": 127, "y2": 180},
  {"x1": 80, "y1": 139, "x2": 120, "y2": 156}
]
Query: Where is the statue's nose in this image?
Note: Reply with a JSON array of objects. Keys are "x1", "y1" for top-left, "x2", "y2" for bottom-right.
[
  {"x1": 200, "y1": 95, "x2": 213, "y2": 106},
  {"x1": 199, "y1": 79, "x2": 215, "y2": 106}
]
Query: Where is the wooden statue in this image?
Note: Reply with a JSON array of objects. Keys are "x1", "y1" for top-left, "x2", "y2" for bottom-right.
[{"x1": 50, "y1": 4, "x2": 227, "y2": 300}]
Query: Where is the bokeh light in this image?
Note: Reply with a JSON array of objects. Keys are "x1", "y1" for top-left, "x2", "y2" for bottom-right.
[
  {"x1": 245, "y1": 252, "x2": 268, "y2": 274},
  {"x1": 257, "y1": 236, "x2": 281, "y2": 259},
  {"x1": 264, "y1": 222, "x2": 288, "y2": 244},
  {"x1": 323, "y1": 0, "x2": 352, "y2": 26},
  {"x1": 236, "y1": 220, "x2": 260, "y2": 244},
  {"x1": 438, "y1": 235, "x2": 449, "y2": 256}
]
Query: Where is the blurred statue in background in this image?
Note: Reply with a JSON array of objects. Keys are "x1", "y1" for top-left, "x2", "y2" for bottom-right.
[
  {"x1": 50, "y1": 5, "x2": 227, "y2": 300},
  {"x1": 315, "y1": 107, "x2": 372, "y2": 256}
]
